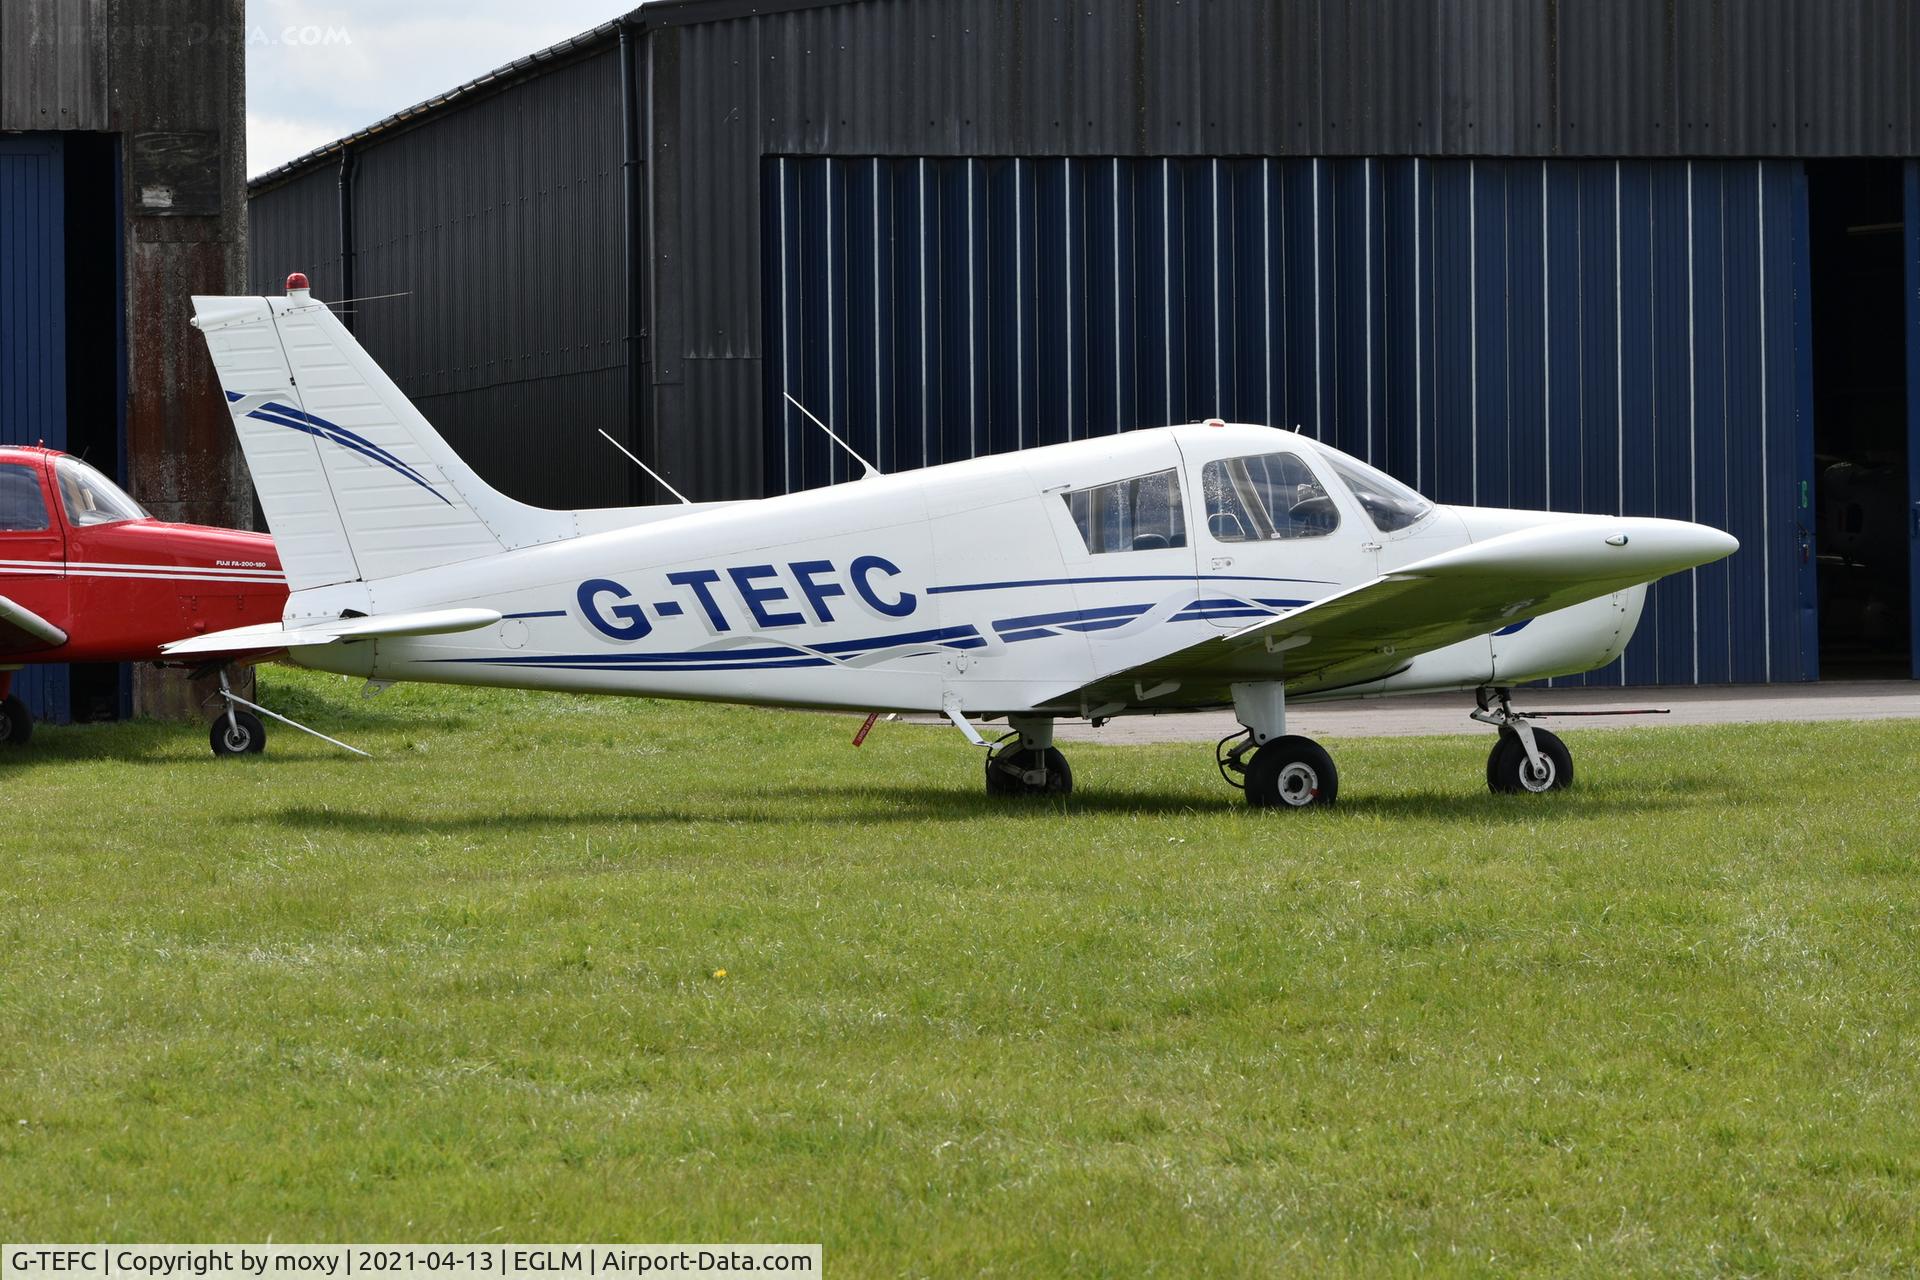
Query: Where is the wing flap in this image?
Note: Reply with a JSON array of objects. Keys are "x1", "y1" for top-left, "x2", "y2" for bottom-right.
[
  {"x1": 1048, "y1": 517, "x2": 1737, "y2": 710},
  {"x1": 0, "y1": 593, "x2": 68, "y2": 655},
  {"x1": 161, "y1": 607, "x2": 502, "y2": 658}
]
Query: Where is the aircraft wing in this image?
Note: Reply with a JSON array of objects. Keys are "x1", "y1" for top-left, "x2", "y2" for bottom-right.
[
  {"x1": 0, "y1": 593, "x2": 68, "y2": 656},
  {"x1": 1048, "y1": 517, "x2": 1738, "y2": 710},
  {"x1": 161, "y1": 607, "x2": 502, "y2": 658}
]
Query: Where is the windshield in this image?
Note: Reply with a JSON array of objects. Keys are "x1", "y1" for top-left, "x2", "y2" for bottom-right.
[
  {"x1": 1319, "y1": 448, "x2": 1433, "y2": 533},
  {"x1": 55, "y1": 456, "x2": 149, "y2": 527}
]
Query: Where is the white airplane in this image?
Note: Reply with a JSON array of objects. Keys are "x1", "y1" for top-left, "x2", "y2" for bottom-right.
[{"x1": 178, "y1": 275, "x2": 1737, "y2": 807}]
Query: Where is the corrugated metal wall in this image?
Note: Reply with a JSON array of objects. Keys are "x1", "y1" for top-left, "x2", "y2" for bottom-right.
[
  {"x1": 243, "y1": 0, "x2": 1920, "y2": 682},
  {"x1": 764, "y1": 155, "x2": 1817, "y2": 685},
  {"x1": 248, "y1": 48, "x2": 633, "y2": 510},
  {"x1": 0, "y1": 0, "x2": 109, "y2": 132},
  {"x1": 0, "y1": 135, "x2": 71, "y2": 721},
  {"x1": 674, "y1": 0, "x2": 1920, "y2": 160},
  {"x1": 658, "y1": 0, "x2": 1919, "y2": 503},
  {"x1": 246, "y1": 164, "x2": 342, "y2": 301}
]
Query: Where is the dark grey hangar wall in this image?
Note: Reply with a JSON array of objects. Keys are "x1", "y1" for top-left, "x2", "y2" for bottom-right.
[{"x1": 247, "y1": 0, "x2": 1920, "y2": 686}]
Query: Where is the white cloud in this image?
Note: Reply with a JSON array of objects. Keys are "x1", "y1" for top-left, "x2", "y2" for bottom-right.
[
  {"x1": 245, "y1": 0, "x2": 639, "y2": 177},
  {"x1": 246, "y1": 112, "x2": 355, "y2": 177}
]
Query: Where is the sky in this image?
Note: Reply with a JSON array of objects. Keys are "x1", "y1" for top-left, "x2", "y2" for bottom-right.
[{"x1": 245, "y1": 0, "x2": 642, "y2": 177}]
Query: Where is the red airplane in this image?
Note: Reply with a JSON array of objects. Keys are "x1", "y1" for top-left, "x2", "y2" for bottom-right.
[{"x1": 0, "y1": 444, "x2": 289, "y2": 754}]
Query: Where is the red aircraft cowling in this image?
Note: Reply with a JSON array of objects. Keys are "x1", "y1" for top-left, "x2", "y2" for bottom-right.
[{"x1": 0, "y1": 444, "x2": 287, "y2": 718}]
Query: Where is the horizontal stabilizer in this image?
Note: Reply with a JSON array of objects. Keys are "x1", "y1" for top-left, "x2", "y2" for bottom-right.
[
  {"x1": 162, "y1": 607, "x2": 502, "y2": 658},
  {"x1": 0, "y1": 593, "x2": 68, "y2": 654}
]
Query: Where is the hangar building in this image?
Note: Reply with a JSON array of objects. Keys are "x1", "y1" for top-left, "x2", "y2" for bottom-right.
[
  {"x1": 2, "y1": 0, "x2": 248, "y2": 723},
  {"x1": 247, "y1": 0, "x2": 1920, "y2": 687}
]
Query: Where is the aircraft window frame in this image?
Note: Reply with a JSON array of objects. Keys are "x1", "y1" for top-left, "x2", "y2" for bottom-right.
[
  {"x1": 1060, "y1": 467, "x2": 1189, "y2": 555},
  {"x1": 1199, "y1": 452, "x2": 1341, "y2": 542},
  {"x1": 0, "y1": 463, "x2": 52, "y2": 533},
  {"x1": 1319, "y1": 450, "x2": 1434, "y2": 534},
  {"x1": 53, "y1": 456, "x2": 149, "y2": 528}
]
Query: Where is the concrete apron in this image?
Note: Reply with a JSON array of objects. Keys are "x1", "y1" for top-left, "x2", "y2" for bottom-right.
[{"x1": 1048, "y1": 681, "x2": 1920, "y2": 744}]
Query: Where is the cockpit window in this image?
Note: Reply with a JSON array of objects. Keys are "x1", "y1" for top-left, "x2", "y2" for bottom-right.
[
  {"x1": 1320, "y1": 450, "x2": 1433, "y2": 533},
  {"x1": 0, "y1": 464, "x2": 51, "y2": 532},
  {"x1": 54, "y1": 456, "x2": 149, "y2": 527},
  {"x1": 1061, "y1": 468, "x2": 1188, "y2": 554},
  {"x1": 1200, "y1": 452, "x2": 1339, "y2": 541}
]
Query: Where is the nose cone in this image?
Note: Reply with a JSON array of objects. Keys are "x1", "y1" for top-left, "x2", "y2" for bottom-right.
[
  {"x1": 1613, "y1": 519, "x2": 1738, "y2": 572},
  {"x1": 1432, "y1": 509, "x2": 1741, "y2": 585}
]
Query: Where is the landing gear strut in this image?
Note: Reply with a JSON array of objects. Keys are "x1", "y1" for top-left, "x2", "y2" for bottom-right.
[
  {"x1": 199, "y1": 663, "x2": 370, "y2": 759},
  {"x1": 1473, "y1": 687, "x2": 1574, "y2": 794},
  {"x1": 985, "y1": 716, "x2": 1073, "y2": 797},
  {"x1": 1219, "y1": 681, "x2": 1338, "y2": 808}
]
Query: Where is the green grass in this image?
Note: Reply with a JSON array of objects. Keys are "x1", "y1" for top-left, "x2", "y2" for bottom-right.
[{"x1": 2, "y1": 668, "x2": 1918, "y2": 1276}]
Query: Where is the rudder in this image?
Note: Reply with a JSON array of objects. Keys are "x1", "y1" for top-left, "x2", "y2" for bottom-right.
[{"x1": 192, "y1": 281, "x2": 575, "y2": 591}]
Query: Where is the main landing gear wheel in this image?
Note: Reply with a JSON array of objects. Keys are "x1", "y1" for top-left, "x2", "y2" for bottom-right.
[
  {"x1": 1243, "y1": 735, "x2": 1338, "y2": 809},
  {"x1": 210, "y1": 710, "x2": 267, "y2": 757},
  {"x1": 1486, "y1": 727, "x2": 1573, "y2": 794},
  {"x1": 0, "y1": 695, "x2": 32, "y2": 746},
  {"x1": 985, "y1": 742, "x2": 1073, "y2": 797}
]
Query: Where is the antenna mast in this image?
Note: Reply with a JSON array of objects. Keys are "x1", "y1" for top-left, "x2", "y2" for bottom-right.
[
  {"x1": 597, "y1": 429, "x2": 692, "y2": 504},
  {"x1": 783, "y1": 391, "x2": 882, "y2": 480}
]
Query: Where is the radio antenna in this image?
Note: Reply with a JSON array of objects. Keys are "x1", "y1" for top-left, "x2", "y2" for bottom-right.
[
  {"x1": 597, "y1": 429, "x2": 692, "y2": 504},
  {"x1": 783, "y1": 391, "x2": 882, "y2": 480},
  {"x1": 322, "y1": 290, "x2": 412, "y2": 308}
]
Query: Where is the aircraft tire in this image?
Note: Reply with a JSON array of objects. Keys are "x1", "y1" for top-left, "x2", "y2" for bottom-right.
[
  {"x1": 984, "y1": 745, "x2": 1073, "y2": 797},
  {"x1": 1244, "y1": 736, "x2": 1337, "y2": 808},
  {"x1": 0, "y1": 695, "x2": 32, "y2": 746},
  {"x1": 210, "y1": 710, "x2": 267, "y2": 757},
  {"x1": 1486, "y1": 728, "x2": 1573, "y2": 794}
]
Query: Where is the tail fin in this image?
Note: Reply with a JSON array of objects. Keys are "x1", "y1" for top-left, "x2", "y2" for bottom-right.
[{"x1": 191, "y1": 281, "x2": 577, "y2": 591}]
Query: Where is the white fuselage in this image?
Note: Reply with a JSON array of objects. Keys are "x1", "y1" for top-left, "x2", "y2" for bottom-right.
[{"x1": 280, "y1": 425, "x2": 1644, "y2": 719}]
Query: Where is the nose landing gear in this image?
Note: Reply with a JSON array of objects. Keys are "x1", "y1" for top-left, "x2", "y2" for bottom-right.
[{"x1": 1473, "y1": 687, "x2": 1574, "y2": 794}]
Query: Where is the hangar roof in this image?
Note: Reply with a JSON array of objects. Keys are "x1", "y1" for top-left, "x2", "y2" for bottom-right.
[{"x1": 249, "y1": 0, "x2": 858, "y2": 192}]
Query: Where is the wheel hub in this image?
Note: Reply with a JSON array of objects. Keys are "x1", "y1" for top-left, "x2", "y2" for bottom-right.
[{"x1": 1275, "y1": 762, "x2": 1320, "y2": 805}]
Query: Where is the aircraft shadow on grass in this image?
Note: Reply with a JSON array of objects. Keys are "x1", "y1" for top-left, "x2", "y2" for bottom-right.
[{"x1": 262, "y1": 776, "x2": 1723, "y2": 835}]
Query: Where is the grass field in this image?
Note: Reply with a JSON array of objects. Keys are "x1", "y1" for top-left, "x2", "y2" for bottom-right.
[{"x1": 2, "y1": 668, "x2": 1918, "y2": 1275}]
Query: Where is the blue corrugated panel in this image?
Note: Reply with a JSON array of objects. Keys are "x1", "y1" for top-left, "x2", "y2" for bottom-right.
[
  {"x1": 764, "y1": 155, "x2": 1817, "y2": 684},
  {"x1": 0, "y1": 135, "x2": 69, "y2": 723}
]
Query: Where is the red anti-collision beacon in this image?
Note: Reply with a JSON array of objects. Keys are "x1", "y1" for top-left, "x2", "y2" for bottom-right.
[{"x1": 286, "y1": 271, "x2": 310, "y2": 294}]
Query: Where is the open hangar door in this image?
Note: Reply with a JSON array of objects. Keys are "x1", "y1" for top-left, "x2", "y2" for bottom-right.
[
  {"x1": 0, "y1": 133, "x2": 128, "y2": 726},
  {"x1": 764, "y1": 155, "x2": 1816, "y2": 686},
  {"x1": 1805, "y1": 162, "x2": 1912, "y2": 679},
  {"x1": 1907, "y1": 162, "x2": 1920, "y2": 682},
  {"x1": 0, "y1": 135, "x2": 70, "y2": 724}
]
